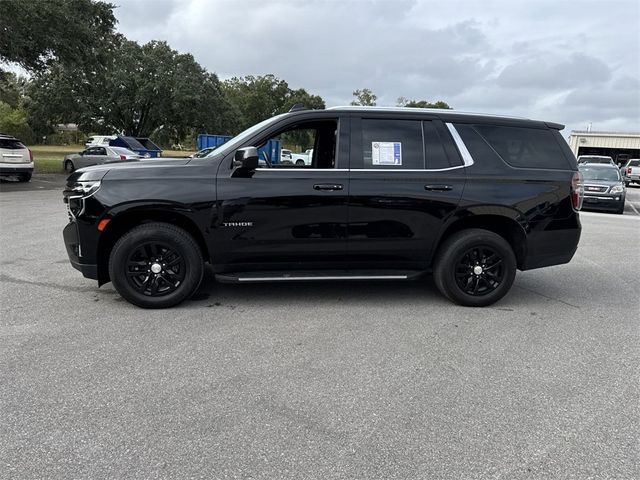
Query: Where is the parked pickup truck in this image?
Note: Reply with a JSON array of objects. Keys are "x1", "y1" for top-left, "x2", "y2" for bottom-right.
[{"x1": 623, "y1": 159, "x2": 640, "y2": 186}]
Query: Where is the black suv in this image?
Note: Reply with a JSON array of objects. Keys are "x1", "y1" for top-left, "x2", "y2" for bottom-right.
[{"x1": 63, "y1": 107, "x2": 583, "y2": 308}]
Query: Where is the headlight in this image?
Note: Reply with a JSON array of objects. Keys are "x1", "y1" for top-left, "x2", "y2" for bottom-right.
[
  {"x1": 610, "y1": 185, "x2": 624, "y2": 194},
  {"x1": 63, "y1": 181, "x2": 101, "y2": 219},
  {"x1": 70, "y1": 181, "x2": 101, "y2": 198}
]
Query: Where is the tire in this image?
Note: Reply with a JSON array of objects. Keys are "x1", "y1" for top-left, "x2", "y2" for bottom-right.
[
  {"x1": 65, "y1": 160, "x2": 75, "y2": 173},
  {"x1": 296, "y1": 159, "x2": 305, "y2": 166},
  {"x1": 108, "y1": 222, "x2": 204, "y2": 308},
  {"x1": 615, "y1": 204, "x2": 625, "y2": 215},
  {"x1": 19, "y1": 172, "x2": 32, "y2": 182},
  {"x1": 433, "y1": 229, "x2": 517, "y2": 307}
]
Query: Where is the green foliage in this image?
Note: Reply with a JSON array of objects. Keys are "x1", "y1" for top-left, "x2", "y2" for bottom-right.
[
  {"x1": 27, "y1": 40, "x2": 237, "y2": 143},
  {"x1": 397, "y1": 97, "x2": 452, "y2": 109},
  {"x1": 0, "y1": 72, "x2": 28, "y2": 108},
  {"x1": 0, "y1": 101, "x2": 34, "y2": 143},
  {"x1": 222, "y1": 75, "x2": 325, "y2": 133},
  {"x1": 0, "y1": 0, "x2": 118, "y2": 72},
  {"x1": 351, "y1": 88, "x2": 377, "y2": 106}
]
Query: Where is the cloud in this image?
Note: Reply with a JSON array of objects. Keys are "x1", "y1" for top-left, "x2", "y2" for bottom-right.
[
  {"x1": 496, "y1": 53, "x2": 612, "y2": 89},
  {"x1": 112, "y1": 0, "x2": 640, "y2": 134}
]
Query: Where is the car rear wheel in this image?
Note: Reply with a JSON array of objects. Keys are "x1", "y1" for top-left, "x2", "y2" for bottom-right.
[
  {"x1": 64, "y1": 160, "x2": 75, "y2": 173},
  {"x1": 19, "y1": 172, "x2": 31, "y2": 182},
  {"x1": 433, "y1": 229, "x2": 516, "y2": 307},
  {"x1": 108, "y1": 223, "x2": 204, "y2": 308},
  {"x1": 296, "y1": 159, "x2": 305, "y2": 166}
]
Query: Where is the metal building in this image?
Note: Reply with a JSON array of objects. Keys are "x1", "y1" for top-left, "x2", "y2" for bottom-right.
[{"x1": 568, "y1": 130, "x2": 640, "y2": 166}]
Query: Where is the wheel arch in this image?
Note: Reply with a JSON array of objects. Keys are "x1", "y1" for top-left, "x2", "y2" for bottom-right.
[
  {"x1": 433, "y1": 210, "x2": 528, "y2": 269},
  {"x1": 96, "y1": 208, "x2": 210, "y2": 285}
]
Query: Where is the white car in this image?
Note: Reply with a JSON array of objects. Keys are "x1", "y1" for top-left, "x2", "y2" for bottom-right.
[
  {"x1": 0, "y1": 134, "x2": 33, "y2": 182},
  {"x1": 85, "y1": 135, "x2": 117, "y2": 148}
]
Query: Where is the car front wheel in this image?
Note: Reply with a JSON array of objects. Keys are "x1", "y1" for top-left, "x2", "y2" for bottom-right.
[
  {"x1": 433, "y1": 229, "x2": 517, "y2": 307},
  {"x1": 108, "y1": 222, "x2": 204, "y2": 308},
  {"x1": 64, "y1": 160, "x2": 75, "y2": 173}
]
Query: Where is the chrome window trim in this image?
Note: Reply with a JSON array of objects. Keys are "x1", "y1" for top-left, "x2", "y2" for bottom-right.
[
  {"x1": 255, "y1": 168, "x2": 349, "y2": 172},
  {"x1": 351, "y1": 166, "x2": 465, "y2": 172},
  {"x1": 445, "y1": 123, "x2": 474, "y2": 167}
]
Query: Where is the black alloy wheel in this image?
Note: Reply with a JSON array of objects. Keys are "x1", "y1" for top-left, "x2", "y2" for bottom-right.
[
  {"x1": 109, "y1": 223, "x2": 204, "y2": 308},
  {"x1": 433, "y1": 228, "x2": 517, "y2": 307},
  {"x1": 125, "y1": 242, "x2": 186, "y2": 297},
  {"x1": 454, "y1": 246, "x2": 505, "y2": 296}
]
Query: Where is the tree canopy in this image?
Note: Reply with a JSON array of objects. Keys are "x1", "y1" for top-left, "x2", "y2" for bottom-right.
[
  {"x1": 350, "y1": 88, "x2": 377, "y2": 106},
  {"x1": 0, "y1": 0, "x2": 118, "y2": 72},
  {"x1": 28, "y1": 40, "x2": 236, "y2": 142},
  {"x1": 397, "y1": 97, "x2": 452, "y2": 109},
  {"x1": 222, "y1": 75, "x2": 325, "y2": 133}
]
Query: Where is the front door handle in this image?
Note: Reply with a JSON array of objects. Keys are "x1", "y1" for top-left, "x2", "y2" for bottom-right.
[
  {"x1": 424, "y1": 184, "x2": 453, "y2": 192},
  {"x1": 313, "y1": 183, "x2": 344, "y2": 191}
]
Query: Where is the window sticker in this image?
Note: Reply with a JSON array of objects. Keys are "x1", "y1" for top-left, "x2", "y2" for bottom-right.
[{"x1": 372, "y1": 142, "x2": 402, "y2": 165}]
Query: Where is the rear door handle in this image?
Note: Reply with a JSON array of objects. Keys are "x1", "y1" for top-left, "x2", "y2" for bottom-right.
[
  {"x1": 424, "y1": 184, "x2": 453, "y2": 192},
  {"x1": 313, "y1": 183, "x2": 343, "y2": 191}
]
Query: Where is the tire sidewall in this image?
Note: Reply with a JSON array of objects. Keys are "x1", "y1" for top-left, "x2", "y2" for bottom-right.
[{"x1": 109, "y1": 224, "x2": 203, "y2": 308}]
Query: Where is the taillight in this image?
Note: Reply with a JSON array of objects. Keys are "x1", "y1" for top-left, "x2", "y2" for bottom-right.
[
  {"x1": 628, "y1": 167, "x2": 632, "y2": 174},
  {"x1": 571, "y1": 171, "x2": 584, "y2": 211},
  {"x1": 28, "y1": 149, "x2": 33, "y2": 162},
  {"x1": 119, "y1": 154, "x2": 126, "y2": 160}
]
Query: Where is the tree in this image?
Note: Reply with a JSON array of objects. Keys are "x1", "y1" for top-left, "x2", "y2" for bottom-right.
[
  {"x1": 0, "y1": 0, "x2": 118, "y2": 72},
  {"x1": 0, "y1": 101, "x2": 33, "y2": 142},
  {"x1": 222, "y1": 75, "x2": 325, "y2": 133},
  {"x1": 397, "y1": 97, "x2": 452, "y2": 109},
  {"x1": 351, "y1": 88, "x2": 377, "y2": 106},
  {"x1": 0, "y1": 72, "x2": 27, "y2": 108},
  {"x1": 27, "y1": 40, "x2": 237, "y2": 143}
]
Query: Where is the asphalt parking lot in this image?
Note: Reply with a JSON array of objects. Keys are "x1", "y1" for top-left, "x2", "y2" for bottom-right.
[{"x1": 1, "y1": 175, "x2": 639, "y2": 479}]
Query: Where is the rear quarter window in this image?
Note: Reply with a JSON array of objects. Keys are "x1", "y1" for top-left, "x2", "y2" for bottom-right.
[
  {"x1": 0, "y1": 139, "x2": 26, "y2": 149},
  {"x1": 629, "y1": 160, "x2": 640, "y2": 167},
  {"x1": 472, "y1": 125, "x2": 573, "y2": 170}
]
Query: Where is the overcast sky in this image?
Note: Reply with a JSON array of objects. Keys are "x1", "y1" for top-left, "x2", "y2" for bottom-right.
[{"x1": 113, "y1": 0, "x2": 639, "y2": 136}]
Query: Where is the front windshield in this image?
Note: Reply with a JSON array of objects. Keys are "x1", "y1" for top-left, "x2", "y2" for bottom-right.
[
  {"x1": 580, "y1": 156, "x2": 611, "y2": 163},
  {"x1": 204, "y1": 114, "x2": 288, "y2": 158},
  {"x1": 580, "y1": 166, "x2": 620, "y2": 182}
]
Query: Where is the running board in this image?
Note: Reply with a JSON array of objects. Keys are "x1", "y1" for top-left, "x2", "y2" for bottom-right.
[{"x1": 215, "y1": 270, "x2": 423, "y2": 283}]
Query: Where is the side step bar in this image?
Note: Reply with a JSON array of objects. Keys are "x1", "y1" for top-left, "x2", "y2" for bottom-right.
[{"x1": 215, "y1": 270, "x2": 423, "y2": 284}]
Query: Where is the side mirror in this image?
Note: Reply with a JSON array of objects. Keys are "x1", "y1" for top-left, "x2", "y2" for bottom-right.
[{"x1": 234, "y1": 147, "x2": 259, "y2": 170}]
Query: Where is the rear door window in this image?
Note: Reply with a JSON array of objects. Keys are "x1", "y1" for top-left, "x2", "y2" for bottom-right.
[{"x1": 360, "y1": 119, "x2": 424, "y2": 169}]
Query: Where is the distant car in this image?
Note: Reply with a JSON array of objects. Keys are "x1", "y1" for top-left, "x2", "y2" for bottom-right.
[
  {"x1": 577, "y1": 155, "x2": 615, "y2": 165},
  {"x1": 579, "y1": 163, "x2": 626, "y2": 214},
  {"x1": 0, "y1": 134, "x2": 33, "y2": 182},
  {"x1": 63, "y1": 146, "x2": 142, "y2": 172},
  {"x1": 85, "y1": 135, "x2": 117, "y2": 148},
  {"x1": 622, "y1": 159, "x2": 640, "y2": 186}
]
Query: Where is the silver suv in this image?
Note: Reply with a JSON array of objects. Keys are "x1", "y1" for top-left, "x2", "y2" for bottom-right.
[{"x1": 0, "y1": 134, "x2": 33, "y2": 182}]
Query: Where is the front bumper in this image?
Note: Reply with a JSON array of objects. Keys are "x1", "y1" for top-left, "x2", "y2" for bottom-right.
[
  {"x1": 582, "y1": 194, "x2": 625, "y2": 212},
  {"x1": 0, "y1": 161, "x2": 34, "y2": 174},
  {"x1": 63, "y1": 221, "x2": 98, "y2": 279}
]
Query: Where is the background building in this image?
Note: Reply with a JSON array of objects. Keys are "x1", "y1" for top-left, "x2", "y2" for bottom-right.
[{"x1": 568, "y1": 131, "x2": 640, "y2": 165}]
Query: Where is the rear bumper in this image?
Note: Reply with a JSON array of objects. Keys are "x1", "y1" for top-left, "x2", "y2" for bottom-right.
[
  {"x1": 63, "y1": 221, "x2": 98, "y2": 279},
  {"x1": 521, "y1": 217, "x2": 582, "y2": 270},
  {"x1": 0, "y1": 162, "x2": 34, "y2": 174}
]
